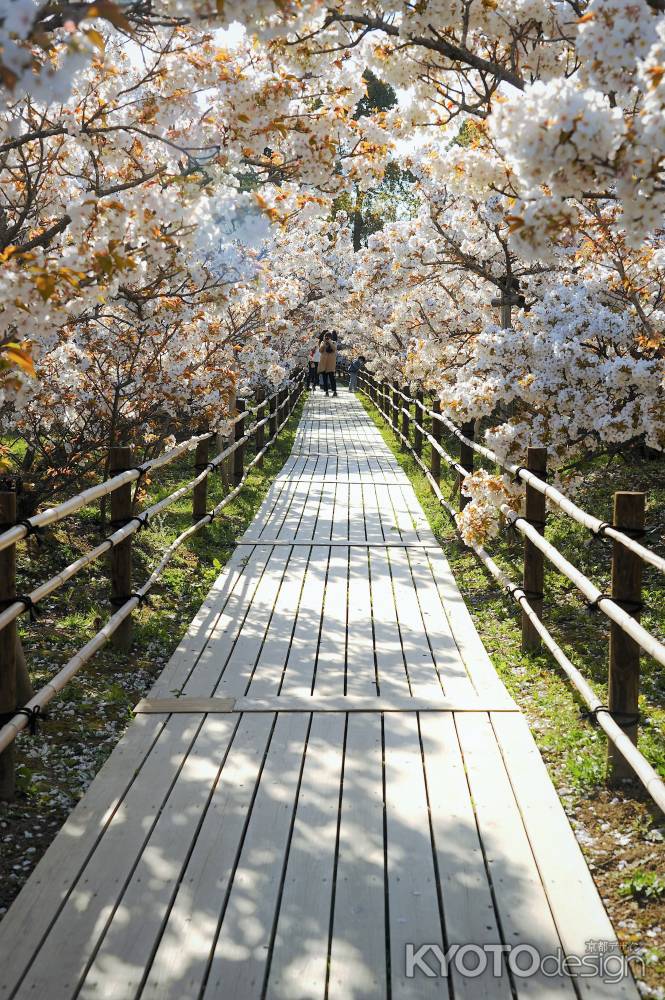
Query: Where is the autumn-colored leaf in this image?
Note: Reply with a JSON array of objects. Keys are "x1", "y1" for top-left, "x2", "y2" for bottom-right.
[
  {"x1": 2, "y1": 343, "x2": 35, "y2": 377},
  {"x1": 647, "y1": 66, "x2": 665, "y2": 89},
  {"x1": 35, "y1": 273, "x2": 57, "y2": 301},
  {"x1": 86, "y1": 0, "x2": 132, "y2": 33},
  {"x1": 83, "y1": 27, "x2": 106, "y2": 52}
]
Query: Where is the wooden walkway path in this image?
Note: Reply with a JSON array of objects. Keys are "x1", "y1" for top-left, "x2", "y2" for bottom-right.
[{"x1": 0, "y1": 390, "x2": 636, "y2": 999}]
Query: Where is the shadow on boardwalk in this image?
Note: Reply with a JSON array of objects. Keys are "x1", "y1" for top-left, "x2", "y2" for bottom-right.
[{"x1": 0, "y1": 391, "x2": 636, "y2": 1000}]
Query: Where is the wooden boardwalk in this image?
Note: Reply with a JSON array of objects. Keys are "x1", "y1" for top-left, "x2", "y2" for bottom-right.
[{"x1": 0, "y1": 390, "x2": 637, "y2": 999}]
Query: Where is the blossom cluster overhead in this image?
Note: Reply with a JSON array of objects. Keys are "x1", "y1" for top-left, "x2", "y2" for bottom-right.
[{"x1": 1, "y1": 0, "x2": 664, "y2": 536}]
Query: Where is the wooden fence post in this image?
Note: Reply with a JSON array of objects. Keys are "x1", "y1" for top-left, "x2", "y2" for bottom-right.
[
  {"x1": 233, "y1": 398, "x2": 246, "y2": 486},
  {"x1": 0, "y1": 491, "x2": 17, "y2": 800},
  {"x1": 400, "y1": 388, "x2": 410, "y2": 448},
  {"x1": 192, "y1": 429, "x2": 209, "y2": 523},
  {"x1": 458, "y1": 421, "x2": 475, "y2": 509},
  {"x1": 607, "y1": 491, "x2": 645, "y2": 784},
  {"x1": 269, "y1": 393, "x2": 277, "y2": 440},
  {"x1": 413, "y1": 390, "x2": 424, "y2": 457},
  {"x1": 521, "y1": 446, "x2": 547, "y2": 652},
  {"x1": 109, "y1": 445, "x2": 133, "y2": 651},
  {"x1": 430, "y1": 399, "x2": 442, "y2": 485},
  {"x1": 392, "y1": 383, "x2": 400, "y2": 430},
  {"x1": 255, "y1": 391, "x2": 266, "y2": 467}
]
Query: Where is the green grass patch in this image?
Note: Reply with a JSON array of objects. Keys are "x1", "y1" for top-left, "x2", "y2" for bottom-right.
[
  {"x1": 12, "y1": 399, "x2": 304, "y2": 808},
  {"x1": 358, "y1": 392, "x2": 665, "y2": 794}
]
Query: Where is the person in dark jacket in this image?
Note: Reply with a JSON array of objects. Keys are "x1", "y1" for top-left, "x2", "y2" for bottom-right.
[{"x1": 348, "y1": 355, "x2": 365, "y2": 392}]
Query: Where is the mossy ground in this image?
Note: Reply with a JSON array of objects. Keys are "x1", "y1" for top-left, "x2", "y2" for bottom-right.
[{"x1": 358, "y1": 391, "x2": 665, "y2": 995}]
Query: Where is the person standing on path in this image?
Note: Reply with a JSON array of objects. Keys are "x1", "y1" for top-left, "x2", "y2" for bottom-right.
[
  {"x1": 318, "y1": 332, "x2": 337, "y2": 396},
  {"x1": 308, "y1": 345, "x2": 320, "y2": 390},
  {"x1": 348, "y1": 355, "x2": 365, "y2": 392}
]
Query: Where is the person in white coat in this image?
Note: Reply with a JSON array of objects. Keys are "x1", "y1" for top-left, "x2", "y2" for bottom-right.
[{"x1": 308, "y1": 344, "x2": 321, "y2": 390}]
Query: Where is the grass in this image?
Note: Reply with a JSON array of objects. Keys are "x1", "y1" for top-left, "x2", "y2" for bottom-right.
[
  {"x1": 6, "y1": 397, "x2": 304, "y2": 817},
  {"x1": 619, "y1": 871, "x2": 665, "y2": 904},
  {"x1": 357, "y1": 391, "x2": 665, "y2": 793},
  {"x1": 357, "y1": 392, "x2": 665, "y2": 993}
]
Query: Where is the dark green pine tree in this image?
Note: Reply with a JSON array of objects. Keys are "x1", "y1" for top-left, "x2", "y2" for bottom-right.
[{"x1": 335, "y1": 70, "x2": 418, "y2": 250}]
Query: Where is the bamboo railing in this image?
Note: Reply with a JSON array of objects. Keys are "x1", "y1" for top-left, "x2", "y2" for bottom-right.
[
  {"x1": 0, "y1": 374, "x2": 305, "y2": 796},
  {"x1": 359, "y1": 373, "x2": 665, "y2": 812}
]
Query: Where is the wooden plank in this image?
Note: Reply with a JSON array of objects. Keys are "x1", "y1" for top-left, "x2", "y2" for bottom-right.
[
  {"x1": 328, "y1": 714, "x2": 386, "y2": 1000},
  {"x1": 79, "y1": 715, "x2": 239, "y2": 998},
  {"x1": 314, "y1": 480, "x2": 335, "y2": 541},
  {"x1": 345, "y1": 547, "x2": 378, "y2": 697},
  {"x1": 237, "y1": 697, "x2": 513, "y2": 712},
  {"x1": 152, "y1": 544, "x2": 278, "y2": 698},
  {"x1": 134, "y1": 697, "x2": 236, "y2": 714},
  {"x1": 395, "y1": 482, "x2": 438, "y2": 544},
  {"x1": 368, "y1": 548, "x2": 411, "y2": 699},
  {"x1": 426, "y1": 548, "x2": 513, "y2": 702},
  {"x1": 148, "y1": 544, "x2": 267, "y2": 699},
  {"x1": 274, "y1": 483, "x2": 308, "y2": 541},
  {"x1": 383, "y1": 712, "x2": 444, "y2": 998},
  {"x1": 407, "y1": 547, "x2": 498, "y2": 704},
  {"x1": 361, "y1": 482, "x2": 384, "y2": 543},
  {"x1": 245, "y1": 546, "x2": 311, "y2": 699},
  {"x1": 420, "y1": 712, "x2": 513, "y2": 999},
  {"x1": 388, "y1": 546, "x2": 444, "y2": 701},
  {"x1": 202, "y1": 713, "x2": 310, "y2": 999},
  {"x1": 313, "y1": 547, "x2": 348, "y2": 697},
  {"x1": 265, "y1": 714, "x2": 346, "y2": 999},
  {"x1": 279, "y1": 546, "x2": 329, "y2": 695},
  {"x1": 13, "y1": 716, "x2": 205, "y2": 999},
  {"x1": 347, "y1": 483, "x2": 367, "y2": 542},
  {"x1": 0, "y1": 714, "x2": 168, "y2": 997},
  {"x1": 292, "y1": 480, "x2": 323, "y2": 542},
  {"x1": 330, "y1": 479, "x2": 350, "y2": 542},
  {"x1": 375, "y1": 481, "x2": 409, "y2": 540},
  {"x1": 492, "y1": 712, "x2": 639, "y2": 999},
  {"x1": 137, "y1": 714, "x2": 274, "y2": 1000},
  {"x1": 248, "y1": 479, "x2": 300, "y2": 542},
  {"x1": 235, "y1": 541, "x2": 442, "y2": 547},
  {"x1": 170, "y1": 544, "x2": 285, "y2": 698},
  {"x1": 212, "y1": 547, "x2": 296, "y2": 697},
  {"x1": 240, "y1": 478, "x2": 295, "y2": 541},
  {"x1": 455, "y1": 713, "x2": 578, "y2": 998}
]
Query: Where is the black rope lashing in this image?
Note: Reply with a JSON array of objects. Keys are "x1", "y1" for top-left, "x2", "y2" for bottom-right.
[
  {"x1": 523, "y1": 517, "x2": 547, "y2": 531},
  {"x1": 512, "y1": 466, "x2": 527, "y2": 485},
  {"x1": 110, "y1": 591, "x2": 150, "y2": 609},
  {"x1": 114, "y1": 464, "x2": 149, "y2": 482},
  {"x1": 0, "y1": 518, "x2": 46, "y2": 545},
  {"x1": 0, "y1": 705, "x2": 48, "y2": 734},
  {"x1": 0, "y1": 594, "x2": 39, "y2": 622},
  {"x1": 18, "y1": 705, "x2": 48, "y2": 734},
  {"x1": 109, "y1": 512, "x2": 150, "y2": 534},
  {"x1": 195, "y1": 461, "x2": 217, "y2": 474},
  {"x1": 17, "y1": 518, "x2": 44, "y2": 538},
  {"x1": 586, "y1": 593, "x2": 644, "y2": 615},
  {"x1": 506, "y1": 584, "x2": 543, "y2": 603},
  {"x1": 592, "y1": 521, "x2": 647, "y2": 541},
  {"x1": 581, "y1": 705, "x2": 640, "y2": 730},
  {"x1": 512, "y1": 466, "x2": 548, "y2": 486}
]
